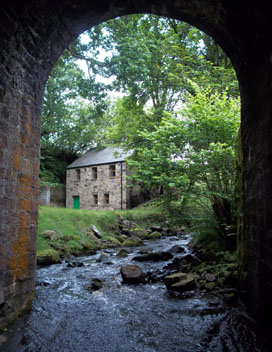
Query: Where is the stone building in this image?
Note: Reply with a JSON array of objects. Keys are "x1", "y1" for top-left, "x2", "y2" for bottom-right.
[{"x1": 66, "y1": 147, "x2": 142, "y2": 210}]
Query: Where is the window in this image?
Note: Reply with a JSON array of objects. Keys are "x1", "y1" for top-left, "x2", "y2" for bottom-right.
[
  {"x1": 109, "y1": 164, "x2": 116, "y2": 178},
  {"x1": 104, "y1": 193, "x2": 109, "y2": 205},
  {"x1": 76, "y1": 169, "x2": 80, "y2": 181},
  {"x1": 93, "y1": 194, "x2": 98, "y2": 205},
  {"x1": 92, "y1": 167, "x2": 97, "y2": 180}
]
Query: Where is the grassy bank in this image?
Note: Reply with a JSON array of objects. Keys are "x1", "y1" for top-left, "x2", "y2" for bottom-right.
[{"x1": 37, "y1": 201, "x2": 166, "y2": 263}]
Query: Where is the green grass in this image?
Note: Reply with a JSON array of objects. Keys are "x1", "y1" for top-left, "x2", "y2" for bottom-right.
[
  {"x1": 37, "y1": 206, "x2": 120, "y2": 256},
  {"x1": 37, "y1": 202, "x2": 166, "y2": 259},
  {"x1": 117, "y1": 199, "x2": 167, "y2": 226},
  {"x1": 38, "y1": 206, "x2": 118, "y2": 236}
]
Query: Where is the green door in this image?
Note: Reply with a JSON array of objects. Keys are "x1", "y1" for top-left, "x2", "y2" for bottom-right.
[{"x1": 73, "y1": 196, "x2": 80, "y2": 209}]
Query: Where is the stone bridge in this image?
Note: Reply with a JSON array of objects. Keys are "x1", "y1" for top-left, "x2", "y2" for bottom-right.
[{"x1": 0, "y1": 0, "x2": 272, "y2": 334}]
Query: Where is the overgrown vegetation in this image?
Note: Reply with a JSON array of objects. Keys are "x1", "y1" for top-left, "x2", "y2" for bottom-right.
[
  {"x1": 37, "y1": 202, "x2": 167, "y2": 261},
  {"x1": 39, "y1": 14, "x2": 240, "y2": 273}
]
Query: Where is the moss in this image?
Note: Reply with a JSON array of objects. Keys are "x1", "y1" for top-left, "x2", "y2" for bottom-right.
[
  {"x1": 79, "y1": 239, "x2": 96, "y2": 250},
  {"x1": 115, "y1": 235, "x2": 126, "y2": 243},
  {"x1": 148, "y1": 231, "x2": 162, "y2": 239},
  {"x1": 122, "y1": 238, "x2": 140, "y2": 247},
  {"x1": 61, "y1": 235, "x2": 76, "y2": 242},
  {"x1": 87, "y1": 233, "x2": 102, "y2": 246},
  {"x1": 49, "y1": 242, "x2": 68, "y2": 257},
  {"x1": 105, "y1": 236, "x2": 122, "y2": 246},
  {"x1": 37, "y1": 248, "x2": 60, "y2": 265}
]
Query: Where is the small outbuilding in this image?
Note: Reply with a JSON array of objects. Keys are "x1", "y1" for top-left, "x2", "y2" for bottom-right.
[{"x1": 66, "y1": 147, "x2": 143, "y2": 210}]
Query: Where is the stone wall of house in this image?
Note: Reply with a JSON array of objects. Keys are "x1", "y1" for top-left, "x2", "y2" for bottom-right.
[
  {"x1": 39, "y1": 185, "x2": 66, "y2": 207},
  {"x1": 66, "y1": 162, "x2": 130, "y2": 210}
]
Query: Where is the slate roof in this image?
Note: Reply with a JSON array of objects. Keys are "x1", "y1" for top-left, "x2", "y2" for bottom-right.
[{"x1": 66, "y1": 147, "x2": 133, "y2": 169}]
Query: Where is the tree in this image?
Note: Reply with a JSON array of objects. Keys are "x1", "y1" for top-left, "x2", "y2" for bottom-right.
[
  {"x1": 40, "y1": 14, "x2": 239, "y2": 184},
  {"x1": 127, "y1": 86, "x2": 240, "y2": 241},
  {"x1": 75, "y1": 15, "x2": 213, "y2": 113},
  {"x1": 40, "y1": 51, "x2": 110, "y2": 184}
]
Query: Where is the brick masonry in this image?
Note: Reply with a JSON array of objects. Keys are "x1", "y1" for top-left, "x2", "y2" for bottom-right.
[{"x1": 0, "y1": 0, "x2": 272, "y2": 335}]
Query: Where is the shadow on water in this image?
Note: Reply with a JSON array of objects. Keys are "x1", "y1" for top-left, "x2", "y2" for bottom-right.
[{"x1": 0, "y1": 235, "x2": 268, "y2": 352}]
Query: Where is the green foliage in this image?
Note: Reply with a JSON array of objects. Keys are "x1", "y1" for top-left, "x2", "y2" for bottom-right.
[
  {"x1": 102, "y1": 96, "x2": 154, "y2": 150},
  {"x1": 40, "y1": 48, "x2": 110, "y2": 184},
  {"x1": 127, "y1": 87, "x2": 240, "y2": 241},
  {"x1": 40, "y1": 14, "x2": 239, "y2": 184}
]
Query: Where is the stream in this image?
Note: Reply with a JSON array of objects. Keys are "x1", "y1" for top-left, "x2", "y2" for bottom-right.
[{"x1": 0, "y1": 234, "x2": 267, "y2": 351}]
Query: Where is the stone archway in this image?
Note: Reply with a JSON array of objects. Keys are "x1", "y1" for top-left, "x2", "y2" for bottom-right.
[{"x1": 1, "y1": 0, "x2": 272, "y2": 330}]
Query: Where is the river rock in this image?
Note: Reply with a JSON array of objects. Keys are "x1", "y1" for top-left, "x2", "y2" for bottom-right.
[
  {"x1": 165, "y1": 273, "x2": 196, "y2": 292},
  {"x1": 120, "y1": 265, "x2": 145, "y2": 284},
  {"x1": 43, "y1": 230, "x2": 58, "y2": 241},
  {"x1": 166, "y1": 228, "x2": 178, "y2": 236},
  {"x1": 37, "y1": 249, "x2": 60, "y2": 265},
  {"x1": 132, "y1": 251, "x2": 173, "y2": 262},
  {"x1": 115, "y1": 235, "x2": 128, "y2": 243},
  {"x1": 205, "y1": 282, "x2": 216, "y2": 290},
  {"x1": 149, "y1": 231, "x2": 162, "y2": 239},
  {"x1": 169, "y1": 237, "x2": 179, "y2": 241},
  {"x1": 36, "y1": 280, "x2": 50, "y2": 286},
  {"x1": 88, "y1": 232, "x2": 102, "y2": 246},
  {"x1": 67, "y1": 261, "x2": 84, "y2": 268},
  {"x1": 122, "y1": 236, "x2": 142, "y2": 247},
  {"x1": 89, "y1": 224, "x2": 102, "y2": 239},
  {"x1": 119, "y1": 219, "x2": 138, "y2": 230},
  {"x1": 204, "y1": 273, "x2": 216, "y2": 282},
  {"x1": 120, "y1": 228, "x2": 130, "y2": 236},
  {"x1": 116, "y1": 248, "x2": 129, "y2": 257},
  {"x1": 167, "y1": 245, "x2": 185, "y2": 253},
  {"x1": 87, "y1": 278, "x2": 103, "y2": 291},
  {"x1": 96, "y1": 252, "x2": 112, "y2": 264},
  {"x1": 170, "y1": 254, "x2": 201, "y2": 271},
  {"x1": 164, "y1": 272, "x2": 187, "y2": 287}
]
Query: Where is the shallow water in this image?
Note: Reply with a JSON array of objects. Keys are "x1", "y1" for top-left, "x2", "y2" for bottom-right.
[{"x1": 0, "y1": 235, "x2": 267, "y2": 351}]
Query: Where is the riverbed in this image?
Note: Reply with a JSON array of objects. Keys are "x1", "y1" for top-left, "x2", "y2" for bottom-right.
[{"x1": 0, "y1": 234, "x2": 267, "y2": 351}]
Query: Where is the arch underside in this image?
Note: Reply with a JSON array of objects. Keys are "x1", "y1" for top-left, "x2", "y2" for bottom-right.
[{"x1": 1, "y1": 0, "x2": 272, "y2": 335}]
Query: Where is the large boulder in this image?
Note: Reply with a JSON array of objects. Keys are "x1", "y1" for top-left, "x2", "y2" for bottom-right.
[
  {"x1": 132, "y1": 251, "x2": 173, "y2": 262},
  {"x1": 120, "y1": 265, "x2": 145, "y2": 284}
]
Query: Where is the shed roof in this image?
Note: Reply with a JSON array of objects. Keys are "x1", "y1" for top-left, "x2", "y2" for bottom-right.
[{"x1": 66, "y1": 147, "x2": 133, "y2": 169}]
